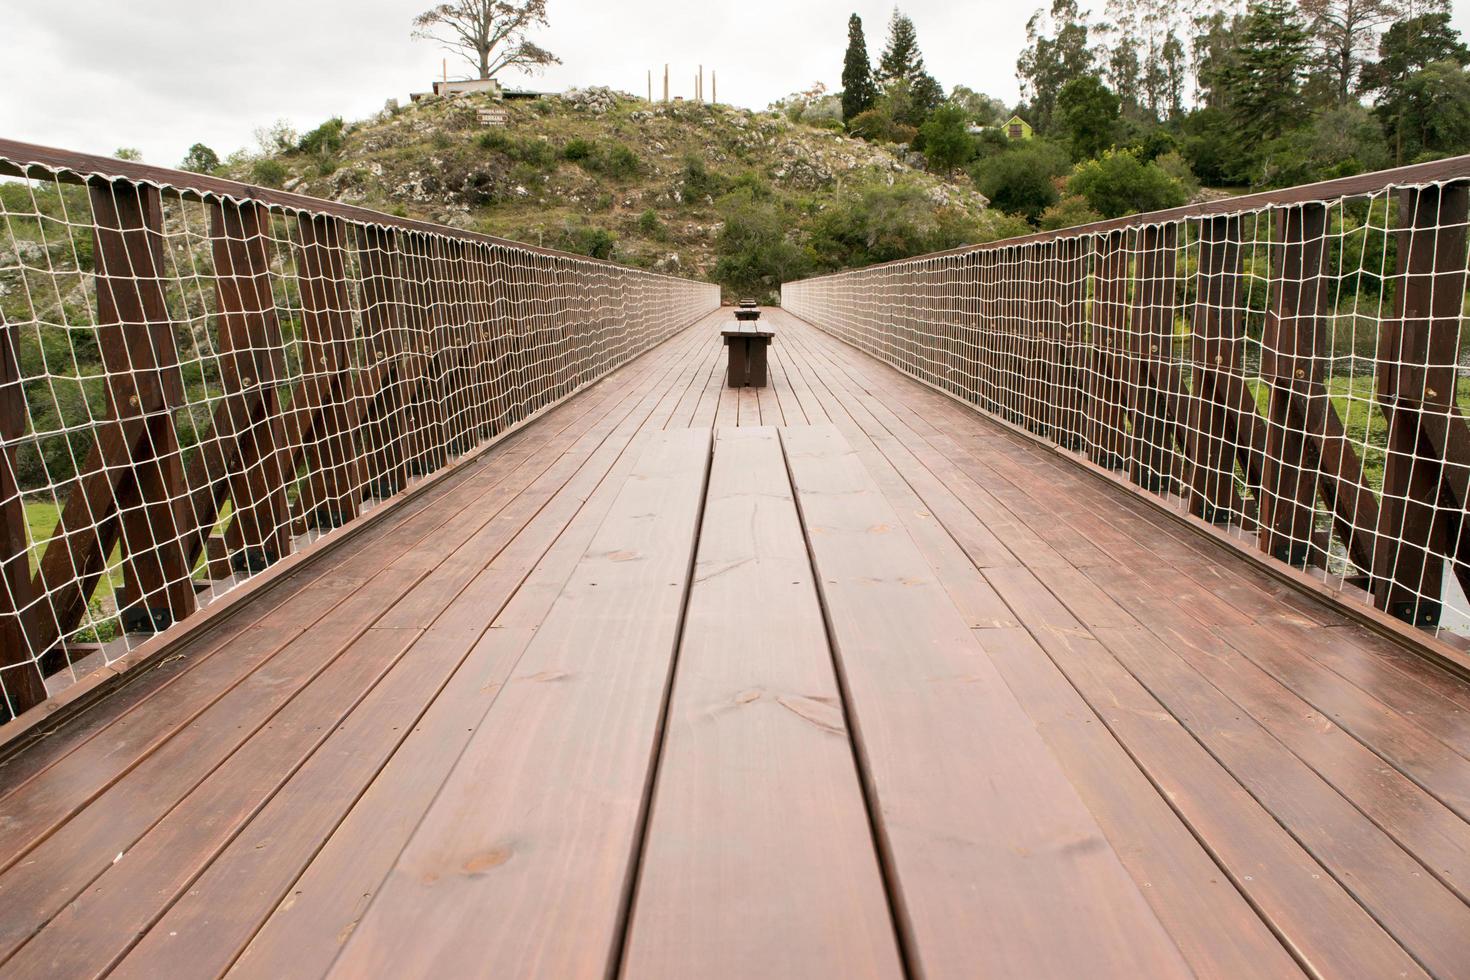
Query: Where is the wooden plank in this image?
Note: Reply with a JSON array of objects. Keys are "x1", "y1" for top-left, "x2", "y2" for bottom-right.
[
  {"x1": 1134, "y1": 602, "x2": 1470, "y2": 906},
  {"x1": 0, "y1": 336, "x2": 692, "y2": 867},
  {"x1": 136, "y1": 328, "x2": 716, "y2": 980},
  {"x1": 328, "y1": 428, "x2": 709, "y2": 977},
  {"x1": 780, "y1": 423, "x2": 1189, "y2": 977},
  {"x1": 1017, "y1": 620, "x2": 1426, "y2": 977},
  {"x1": 1096, "y1": 624, "x2": 1470, "y2": 977},
  {"x1": 789, "y1": 316, "x2": 1330, "y2": 629},
  {"x1": 0, "y1": 627, "x2": 423, "y2": 979},
  {"x1": 972, "y1": 627, "x2": 1304, "y2": 978},
  {"x1": 623, "y1": 427, "x2": 902, "y2": 977}
]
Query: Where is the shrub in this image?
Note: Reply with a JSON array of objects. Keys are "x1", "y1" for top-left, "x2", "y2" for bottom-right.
[
  {"x1": 297, "y1": 117, "x2": 345, "y2": 157},
  {"x1": 713, "y1": 188, "x2": 812, "y2": 300},
  {"x1": 807, "y1": 180, "x2": 990, "y2": 270},
  {"x1": 847, "y1": 107, "x2": 917, "y2": 145},
  {"x1": 968, "y1": 139, "x2": 1071, "y2": 222},
  {"x1": 680, "y1": 155, "x2": 730, "y2": 203},
  {"x1": 180, "y1": 143, "x2": 220, "y2": 174},
  {"x1": 588, "y1": 141, "x2": 640, "y2": 178},
  {"x1": 636, "y1": 208, "x2": 664, "y2": 237},
  {"x1": 919, "y1": 104, "x2": 976, "y2": 174},
  {"x1": 563, "y1": 137, "x2": 594, "y2": 161},
  {"x1": 1038, "y1": 194, "x2": 1103, "y2": 231},
  {"x1": 1066, "y1": 150, "x2": 1188, "y2": 218},
  {"x1": 250, "y1": 158, "x2": 288, "y2": 188},
  {"x1": 557, "y1": 222, "x2": 617, "y2": 259},
  {"x1": 478, "y1": 132, "x2": 558, "y2": 167}
]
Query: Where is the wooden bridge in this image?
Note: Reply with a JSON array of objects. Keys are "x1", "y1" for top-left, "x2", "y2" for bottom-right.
[{"x1": 1, "y1": 142, "x2": 1469, "y2": 977}]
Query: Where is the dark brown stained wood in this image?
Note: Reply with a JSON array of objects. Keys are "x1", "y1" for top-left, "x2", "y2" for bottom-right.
[
  {"x1": 1260, "y1": 621, "x2": 1470, "y2": 757},
  {"x1": 1212, "y1": 619, "x2": 1470, "y2": 819},
  {"x1": 782, "y1": 313, "x2": 1322, "y2": 631},
  {"x1": 354, "y1": 223, "x2": 412, "y2": 490},
  {"x1": 971, "y1": 627, "x2": 1303, "y2": 978},
  {"x1": 175, "y1": 335, "x2": 720, "y2": 980},
  {"x1": 208, "y1": 198, "x2": 295, "y2": 571},
  {"x1": 367, "y1": 329, "x2": 712, "y2": 632},
  {"x1": 3, "y1": 303, "x2": 1470, "y2": 978},
  {"x1": 0, "y1": 627, "x2": 422, "y2": 979},
  {"x1": 1124, "y1": 225, "x2": 1188, "y2": 491},
  {"x1": 1258, "y1": 204, "x2": 1328, "y2": 567},
  {"x1": 0, "y1": 332, "x2": 702, "y2": 882},
  {"x1": 1133, "y1": 602, "x2": 1470, "y2": 906},
  {"x1": 30, "y1": 180, "x2": 196, "y2": 654},
  {"x1": 289, "y1": 213, "x2": 364, "y2": 528},
  {"x1": 1085, "y1": 231, "x2": 1129, "y2": 469},
  {"x1": 327, "y1": 427, "x2": 710, "y2": 978},
  {"x1": 623, "y1": 427, "x2": 902, "y2": 978},
  {"x1": 1095, "y1": 624, "x2": 1470, "y2": 976},
  {"x1": 780, "y1": 423, "x2": 1190, "y2": 977},
  {"x1": 1015, "y1": 622, "x2": 1426, "y2": 977},
  {"x1": 1184, "y1": 215, "x2": 1250, "y2": 522},
  {"x1": 0, "y1": 309, "x2": 49, "y2": 713},
  {"x1": 1374, "y1": 182, "x2": 1470, "y2": 626}
]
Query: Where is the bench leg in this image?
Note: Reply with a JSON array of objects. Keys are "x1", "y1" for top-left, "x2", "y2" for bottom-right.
[
  {"x1": 748, "y1": 339, "x2": 769, "y2": 387},
  {"x1": 727, "y1": 339, "x2": 748, "y2": 388}
]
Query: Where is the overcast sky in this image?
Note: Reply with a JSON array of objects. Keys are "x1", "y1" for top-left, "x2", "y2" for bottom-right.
[
  {"x1": 0, "y1": 0, "x2": 1046, "y2": 167},
  {"x1": 5, "y1": 1, "x2": 1470, "y2": 169}
]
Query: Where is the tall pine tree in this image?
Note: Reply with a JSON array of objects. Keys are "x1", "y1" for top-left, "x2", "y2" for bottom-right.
[
  {"x1": 1221, "y1": 0, "x2": 1312, "y2": 143},
  {"x1": 876, "y1": 9, "x2": 943, "y2": 123},
  {"x1": 877, "y1": 10, "x2": 924, "y2": 84},
  {"x1": 841, "y1": 14, "x2": 877, "y2": 122}
]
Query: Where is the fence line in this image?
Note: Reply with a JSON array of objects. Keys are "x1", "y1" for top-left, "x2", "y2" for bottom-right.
[
  {"x1": 783, "y1": 159, "x2": 1470, "y2": 646},
  {"x1": 0, "y1": 140, "x2": 719, "y2": 718}
]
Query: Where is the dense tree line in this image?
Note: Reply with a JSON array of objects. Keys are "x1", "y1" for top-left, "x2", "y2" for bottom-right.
[{"x1": 807, "y1": 0, "x2": 1470, "y2": 232}]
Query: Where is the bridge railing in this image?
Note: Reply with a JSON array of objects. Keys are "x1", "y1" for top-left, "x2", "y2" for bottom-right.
[
  {"x1": 0, "y1": 139, "x2": 719, "y2": 718},
  {"x1": 783, "y1": 157, "x2": 1470, "y2": 647}
]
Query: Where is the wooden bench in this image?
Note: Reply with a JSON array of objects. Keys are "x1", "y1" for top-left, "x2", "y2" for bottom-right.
[{"x1": 722, "y1": 320, "x2": 775, "y2": 388}]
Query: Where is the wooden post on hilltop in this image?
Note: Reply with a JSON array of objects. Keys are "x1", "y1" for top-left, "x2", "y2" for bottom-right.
[{"x1": 663, "y1": 64, "x2": 669, "y2": 103}]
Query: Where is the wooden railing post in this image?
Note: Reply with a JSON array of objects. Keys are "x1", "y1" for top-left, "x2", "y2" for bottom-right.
[
  {"x1": 209, "y1": 198, "x2": 292, "y2": 573},
  {"x1": 1373, "y1": 182, "x2": 1470, "y2": 626},
  {"x1": 33, "y1": 179, "x2": 196, "y2": 648},
  {"x1": 1086, "y1": 231, "x2": 1130, "y2": 470},
  {"x1": 1259, "y1": 204, "x2": 1329, "y2": 566},
  {"x1": 291, "y1": 213, "x2": 364, "y2": 528},
  {"x1": 0, "y1": 310, "x2": 50, "y2": 714},
  {"x1": 1124, "y1": 224, "x2": 1188, "y2": 492},
  {"x1": 1185, "y1": 215, "x2": 1269, "y2": 523}
]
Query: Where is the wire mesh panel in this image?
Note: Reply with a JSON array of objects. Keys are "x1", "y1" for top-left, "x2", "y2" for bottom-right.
[
  {"x1": 783, "y1": 165, "x2": 1470, "y2": 645},
  {"x1": 0, "y1": 141, "x2": 718, "y2": 718}
]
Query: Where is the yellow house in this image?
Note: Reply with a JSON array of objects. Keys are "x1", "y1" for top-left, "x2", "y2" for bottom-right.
[{"x1": 1002, "y1": 115, "x2": 1033, "y2": 140}]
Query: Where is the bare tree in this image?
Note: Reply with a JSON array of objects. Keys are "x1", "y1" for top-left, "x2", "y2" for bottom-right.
[
  {"x1": 413, "y1": 0, "x2": 561, "y2": 80},
  {"x1": 1299, "y1": 0, "x2": 1395, "y2": 103}
]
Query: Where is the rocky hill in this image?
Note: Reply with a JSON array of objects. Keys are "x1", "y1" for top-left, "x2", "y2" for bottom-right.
[{"x1": 230, "y1": 88, "x2": 1020, "y2": 298}]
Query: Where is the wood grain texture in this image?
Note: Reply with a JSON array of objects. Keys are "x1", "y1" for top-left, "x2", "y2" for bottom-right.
[
  {"x1": 622, "y1": 427, "x2": 901, "y2": 979},
  {"x1": 327, "y1": 427, "x2": 710, "y2": 978},
  {"x1": 781, "y1": 423, "x2": 1190, "y2": 978}
]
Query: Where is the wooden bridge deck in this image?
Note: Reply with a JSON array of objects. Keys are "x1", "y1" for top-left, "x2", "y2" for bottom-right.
[{"x1": 1, "y1": 308, "x2": 1468, "y2": 978}]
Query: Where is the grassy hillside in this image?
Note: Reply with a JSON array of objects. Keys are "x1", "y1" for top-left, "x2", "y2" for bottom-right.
[{"x1": 230, "y1": 88, "x2": 1026, "y2": 301}]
